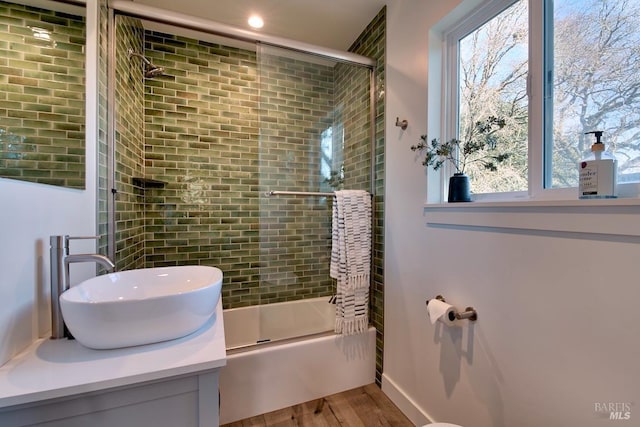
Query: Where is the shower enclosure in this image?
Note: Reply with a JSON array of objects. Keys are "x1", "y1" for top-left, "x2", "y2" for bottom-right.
[{"x1": 104, "y1": 5, "x2": 376, "y2": 347}]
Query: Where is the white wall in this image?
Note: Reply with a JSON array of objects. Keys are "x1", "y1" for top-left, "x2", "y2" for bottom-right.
[
  {"x1": 0, "y1": 1, "x2": 99, "y2": 367},
  {"x1": 383, "y1": 1, "x2": 640, "y2": 426}
]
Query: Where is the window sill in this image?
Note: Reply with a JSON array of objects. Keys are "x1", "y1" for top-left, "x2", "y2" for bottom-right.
[{"x1": 424, "y1": 197, "x2": 640, "y2": 237}]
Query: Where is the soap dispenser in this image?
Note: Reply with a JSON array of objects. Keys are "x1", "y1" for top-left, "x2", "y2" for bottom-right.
[{"x1": 578, "y1": 130, "x2": 617, "y2": 199}]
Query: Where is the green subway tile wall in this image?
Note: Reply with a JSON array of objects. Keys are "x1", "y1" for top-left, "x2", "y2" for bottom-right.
[
  {"x1": 114, "y1": 15, "x2": 145, "y2": 271},
  {"x1": 0, "y1": 1, "x2": 86, "y2": 189},
  {"x1": 348, "y1": 6, "x2": 386, "y2": 386},
  {"x1": 142, "y1": 33, "x2": 262, "y2": 304},
  {"x1": 140, "y1": 35, "x2": 359, "y2": 307}
]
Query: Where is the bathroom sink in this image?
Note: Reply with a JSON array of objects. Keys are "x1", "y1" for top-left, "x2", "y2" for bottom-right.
[{"x1": 60, "y1": 265, "x2": 223, "y2": 350}]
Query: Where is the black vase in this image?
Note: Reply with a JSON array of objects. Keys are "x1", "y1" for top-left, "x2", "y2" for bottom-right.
[{"x1": 448, "y1": 173, "x2": 471, "y2": 202}]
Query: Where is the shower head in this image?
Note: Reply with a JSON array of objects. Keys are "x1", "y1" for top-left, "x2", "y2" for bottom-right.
[
  {"x1": 144, "y1": 65, "x2": 165, "y2": 79},
  {"x1": 127, "y1": 48, "x2": 165, "y2": 78}
]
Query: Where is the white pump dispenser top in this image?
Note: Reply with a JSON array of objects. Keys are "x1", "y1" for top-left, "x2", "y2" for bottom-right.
[{"x1": 586, "y1": 130, "x2": 606, "y2": 160}]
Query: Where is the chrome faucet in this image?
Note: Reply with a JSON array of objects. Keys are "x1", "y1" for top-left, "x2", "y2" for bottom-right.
[{"x1": 50, "y1": 235, "x2": 115, "y2": 339}]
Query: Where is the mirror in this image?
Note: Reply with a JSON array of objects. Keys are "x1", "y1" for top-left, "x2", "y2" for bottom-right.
[{"x1": 0, "y1": 0, "x2": 86, "y2": 189}]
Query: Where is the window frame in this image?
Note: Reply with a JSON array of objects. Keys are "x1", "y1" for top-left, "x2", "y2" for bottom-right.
[{"x1": 438, "y1": 0, "x2": 640, "y2": 204}]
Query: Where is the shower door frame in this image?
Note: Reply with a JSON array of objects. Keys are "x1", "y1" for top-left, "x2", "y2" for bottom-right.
[{"x1": 105, "y1": 1, "x2": 377, "y2": 303}]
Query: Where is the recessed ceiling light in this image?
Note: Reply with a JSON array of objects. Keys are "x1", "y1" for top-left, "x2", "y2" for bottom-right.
[{"x1": 248, "y1": 15, "x2": 264, "y2": 29}]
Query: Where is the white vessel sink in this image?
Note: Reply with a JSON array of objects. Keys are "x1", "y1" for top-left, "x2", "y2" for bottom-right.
[{"x1": 60, "y1": 265, "x2": 223, "y2": 350}]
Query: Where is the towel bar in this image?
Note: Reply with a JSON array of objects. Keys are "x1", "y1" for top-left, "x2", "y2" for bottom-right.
[{"x1": 265, "y1": 190, "x2": 373, "y2": 198}]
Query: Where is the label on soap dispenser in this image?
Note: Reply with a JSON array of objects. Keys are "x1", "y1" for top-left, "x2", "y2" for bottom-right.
[
  {"x1": 579, "y1": 160, "x2": 616, "y2": 198},
  {"x1": 579, "y1": 162, "x2": 599, "y2": 196}
]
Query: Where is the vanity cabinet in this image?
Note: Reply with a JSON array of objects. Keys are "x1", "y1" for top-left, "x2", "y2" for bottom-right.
[
  {"x1": 0, "y1": 370, "x2": 219, "y2": 427},
  {"x1": 0, "y1": 302, "x2": 226, "y2": 427}
]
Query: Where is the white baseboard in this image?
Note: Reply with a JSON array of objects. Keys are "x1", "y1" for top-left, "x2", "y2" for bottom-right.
[{"x1": 381, "y1": 373, "x2": 433, "y2": 426}]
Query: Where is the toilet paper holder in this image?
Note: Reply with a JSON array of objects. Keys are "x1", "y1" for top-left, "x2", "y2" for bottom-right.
[{"x1": 426, "y1": 295, "x2": 478, "y2": 322}]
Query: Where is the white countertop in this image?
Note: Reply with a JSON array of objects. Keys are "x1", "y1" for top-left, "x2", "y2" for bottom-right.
[{"x1": 0, "y1": 300, "x2": 226, "y2": 409}]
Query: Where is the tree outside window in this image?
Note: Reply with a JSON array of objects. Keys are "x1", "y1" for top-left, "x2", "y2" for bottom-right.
[{"x1": 453, "y1": 0, "x2": 640, "y2": 195}]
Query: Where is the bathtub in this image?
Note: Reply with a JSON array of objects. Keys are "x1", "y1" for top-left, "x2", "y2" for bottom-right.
[{"x1": 219, "y1": 297, "x2": 376, "y2": 424}]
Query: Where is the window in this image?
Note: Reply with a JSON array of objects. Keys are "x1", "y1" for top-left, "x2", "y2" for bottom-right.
[
  {"x1": 319, "y1": 126, "x2": 344, "y2": 192},
  {"x1": 442, "y1": 0, "x2": 640, "y2": 200},
  {"x1": 545, "y1": 0, "x2": 640, "y2": 189}
]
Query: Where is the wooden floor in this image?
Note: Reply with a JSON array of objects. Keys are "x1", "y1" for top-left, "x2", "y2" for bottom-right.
[{"x1": 221, "y1": 384, "x2": 414, "y2": 427}]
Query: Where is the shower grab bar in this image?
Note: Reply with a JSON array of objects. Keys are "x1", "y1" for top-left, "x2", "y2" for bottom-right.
[{"x1": 265, "y1": 190, "x2": 373, "y2": 197}]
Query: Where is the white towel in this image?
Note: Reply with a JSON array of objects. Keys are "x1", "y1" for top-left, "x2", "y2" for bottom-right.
[{"x1": 330, "y1": 190, "x2": 371, "y2": 335}]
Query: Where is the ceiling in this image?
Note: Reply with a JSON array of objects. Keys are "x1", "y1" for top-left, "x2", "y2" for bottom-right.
[{"x1": 132, "y1": 0, "x2": 387, "y2": 51}]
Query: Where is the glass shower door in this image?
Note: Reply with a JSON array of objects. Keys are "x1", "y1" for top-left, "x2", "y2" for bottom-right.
[{"x1": 256, "y1": 44, "x2": 372, "y2": 344}]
